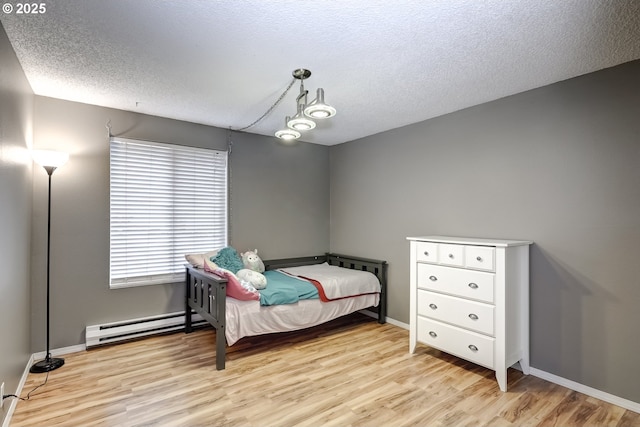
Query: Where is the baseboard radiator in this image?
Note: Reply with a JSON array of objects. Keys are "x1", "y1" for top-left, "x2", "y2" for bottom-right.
[{"x1": 86, "y1": 311, "x2": 207, "y2": 348}]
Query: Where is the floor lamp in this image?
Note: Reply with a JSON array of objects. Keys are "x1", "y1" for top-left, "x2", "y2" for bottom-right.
[{"x1": 30, "y1": 150, "x2": 69, "y2": 374}]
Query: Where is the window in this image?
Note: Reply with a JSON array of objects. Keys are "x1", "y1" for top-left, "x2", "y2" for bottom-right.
[{"x1": 109, "y1": 137, "x2": 227, "y2": 288}]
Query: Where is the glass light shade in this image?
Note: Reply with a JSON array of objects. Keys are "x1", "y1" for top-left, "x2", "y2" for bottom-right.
[
  {"x1": 32, "y1": 150, "x2": 69, "y2": 169},
  {"x1": 275, "y1": 117, "x2": 301, "y2": 140},
  {"x1": 287, "y1": 104, "x2": 316, "y2": 131},
  {"x1": 304, "y1": 88, "x2": 336, "y2": 119}
]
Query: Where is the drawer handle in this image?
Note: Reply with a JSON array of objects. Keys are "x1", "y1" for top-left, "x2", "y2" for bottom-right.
[
  {"x1": 448, "y1": 254, "x2": 454, "y2": 259},
  {"x1": 429, "y1": 303, "x2": 438, "y2": 310},
  {"x1": 423, "y1": 251, "x2": 429, "y2": 256},
  {"x1": 476, "y1": 256, "x2": 482, "y2": 262},
  {"x1": 468, "y1": 282, "x2": 478, "y2": 289},
  {"x1": 429, "y1": 275, "x2": 438, "y2": 281},
  {"x1": 429, "y1": 331, "x2": 437, "y2": 338},
  {"x1": 468, "y1": 313, "x2": 478, "y2": 320},
  {"x1": 468, "y1": 344, "x2": 478, "y2": 352}
]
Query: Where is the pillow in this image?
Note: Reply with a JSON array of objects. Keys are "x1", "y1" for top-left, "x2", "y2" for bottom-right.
[
  {"x1": 184, "y1": 249, "x2": 221, "y2": 268},
  {"x1": 203, "y1": 257, "x2": 219, "y2": 272},
  {"x1": 211, "y1": 247, "x2": 244, "y2": 273},
  {"x1": 204, "y1": 261, "x2": 260, "y2": 301},
  {"x1": 185, "y1": 253, "x2": 206, "y2": 268}
]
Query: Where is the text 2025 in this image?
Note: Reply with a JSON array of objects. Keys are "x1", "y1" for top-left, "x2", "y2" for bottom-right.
[{"x1": 16, "y1": 3, "x2": 46, "y2": 14}]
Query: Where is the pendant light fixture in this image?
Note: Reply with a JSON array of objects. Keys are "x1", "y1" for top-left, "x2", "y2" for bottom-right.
[{"x1": 275, "y1": 68, "x2": 336, "y2": 141}]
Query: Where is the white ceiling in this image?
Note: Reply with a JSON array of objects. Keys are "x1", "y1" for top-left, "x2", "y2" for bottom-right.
[{"x1": 2, "y1": 0, "x2": 639, "y2": 145}]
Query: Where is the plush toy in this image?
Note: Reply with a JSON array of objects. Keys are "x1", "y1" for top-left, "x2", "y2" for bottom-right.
[
  {"x1": 212, "y1": 247, "x2": 245, "y2": 273},
  {"x1": 236, "y1": 268, "x2": 267, "y2": 290},
  {"x1": 241, "y1": 249, "x2": 265, "y2": 273}
]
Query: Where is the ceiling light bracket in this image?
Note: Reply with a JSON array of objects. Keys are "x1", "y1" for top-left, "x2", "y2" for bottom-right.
[{"x1": 292, "y1": 69, "x2": 312, "y2": 80}]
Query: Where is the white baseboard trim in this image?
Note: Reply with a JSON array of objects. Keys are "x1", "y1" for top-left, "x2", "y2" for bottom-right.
[
  {"x1": 529, "y1": 367, "x2": 640, "y2": 414},
  {"x1": 359, "y1": 310, "x2": 409, "y2": 330},
  {"x1": 385, "y1": 316, "x2": 409, "y2": 330},
  {"x1": 32, "y1": 343, "x2": 86, "y2": 361},
  {"x1": 358, "y1": 309, "x2": 376, "y2": 320},
  {"x1": 2, "y1": 353, "x2": 34, "y2": 427}
]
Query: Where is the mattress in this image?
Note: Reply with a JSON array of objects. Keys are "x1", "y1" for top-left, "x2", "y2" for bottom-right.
[{"x1": 225, "y1": 293, "x2": 380, "y2": 346}]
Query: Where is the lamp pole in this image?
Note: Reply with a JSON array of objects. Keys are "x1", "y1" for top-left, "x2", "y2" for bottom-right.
[{"x1": 30, "y1": 160, "x2": 66, "y2": 373}]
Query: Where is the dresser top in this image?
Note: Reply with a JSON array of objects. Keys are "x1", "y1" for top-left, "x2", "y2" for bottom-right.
[{"x1": 406, "y1": 235, "x2": 532, "y2": 247}]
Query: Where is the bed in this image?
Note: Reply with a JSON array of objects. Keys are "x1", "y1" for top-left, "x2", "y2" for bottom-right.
[{"x1": 185, "y1": 253, "x2": 387, "y2": 370}]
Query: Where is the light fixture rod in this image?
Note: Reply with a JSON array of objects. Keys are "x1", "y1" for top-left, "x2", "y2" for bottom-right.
[{"x1": 296, "y1": 79, "x2": 308, "y2": 104}]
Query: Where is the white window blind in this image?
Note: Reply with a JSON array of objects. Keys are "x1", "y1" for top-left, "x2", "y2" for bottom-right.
[{"x1": 110, "y1": 137, "x2": 227, "y2": 288}]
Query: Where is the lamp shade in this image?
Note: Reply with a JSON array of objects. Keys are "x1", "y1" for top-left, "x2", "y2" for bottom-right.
[
  {"x1": 304, "y1": 88, "x2": 336, "y2": 119},
  {"x1": 275, "y1": 117, "x2": 301, "y2": 141},
  {"x1": 287, "y1": 104, "x2": 316, "y2": 131},
  {"x1": 32, "y1": 150, "x2": 69, "y2": 169},
  {"x1": 275, "y1": 128, "x2": 301, "y2": 141}
]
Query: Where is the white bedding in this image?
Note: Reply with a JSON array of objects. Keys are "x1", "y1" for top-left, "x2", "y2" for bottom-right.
[
  {"x1": 225, "y1": 293, "x2": 379, "y2": 346},
  {"x1": 279, "y1": 262, "x2": 381, "y2": 300}
]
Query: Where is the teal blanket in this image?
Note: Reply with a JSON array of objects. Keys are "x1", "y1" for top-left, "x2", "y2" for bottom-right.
[{"x1": 259, "y1": 270, "x2": 319, "y2": 306}]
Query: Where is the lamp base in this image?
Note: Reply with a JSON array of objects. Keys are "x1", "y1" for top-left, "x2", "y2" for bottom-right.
[{"x1": 30, "y1": 356, "x2": 65, "y2": 373}]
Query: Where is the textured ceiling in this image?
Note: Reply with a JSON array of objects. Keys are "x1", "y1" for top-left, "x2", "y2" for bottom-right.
[{"x1": 2, "y1": 0, "x2": 640, "y2": 145}]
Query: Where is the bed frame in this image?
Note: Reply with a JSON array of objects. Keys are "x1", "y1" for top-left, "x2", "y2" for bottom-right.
[{"x1": 185, "y1": 253, "x2": 388, "y2": 370}]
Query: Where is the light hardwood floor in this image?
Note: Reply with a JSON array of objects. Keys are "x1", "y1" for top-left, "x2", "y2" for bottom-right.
[{"x1": 9, "y1": 314, "x2": 640, "y2": 427}]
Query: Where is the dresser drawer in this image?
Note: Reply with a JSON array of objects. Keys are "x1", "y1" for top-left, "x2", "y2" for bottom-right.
[
  {"x1": 417, "y1": 264, "x2": 495, "y2": 303},
  {"x1": 417, "y1": 317, "x2": 495, "y2": 369},
  {"x1": 465, "y1": 246, "x2": 495, "y2": 271},
  {"x1": 417, "y1": 290, "x2": 495, "y2": 336},
  {"x1": 416, "y1": 241, "x2": 438, "y2": 263},
  {"x1": 438, "y1": 243, "x2": 464, "y2": 267}
]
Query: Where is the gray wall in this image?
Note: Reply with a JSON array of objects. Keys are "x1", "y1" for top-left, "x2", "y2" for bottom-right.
[
  {"x1": 31, "y1": 97, "x2": 330, "y2": 351},
  {"x1": 329, "y1": 60, "x2": 640, "y2": 403},
  {"x1": 0, "y1": 24, "x2": 33, "y2": 424},
  {"x1": 227, "y1": 131, "x2": 330, "y2": 257}
]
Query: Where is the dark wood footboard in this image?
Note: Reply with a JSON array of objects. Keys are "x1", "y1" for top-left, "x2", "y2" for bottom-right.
[
  {"x1": 185, "y1": 266, "x2": 227, "y2": 370},
  {"x1": 185, "y1": 253, "x2": 388, "y2": 370},
  {"x1": 327, "y1": 253, "x2": 388, "y2": 324}
]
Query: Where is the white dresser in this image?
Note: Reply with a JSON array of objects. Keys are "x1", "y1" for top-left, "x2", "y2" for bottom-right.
[{"x1": 407, "y1": 235, "x2": 532, "y2": 391}]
